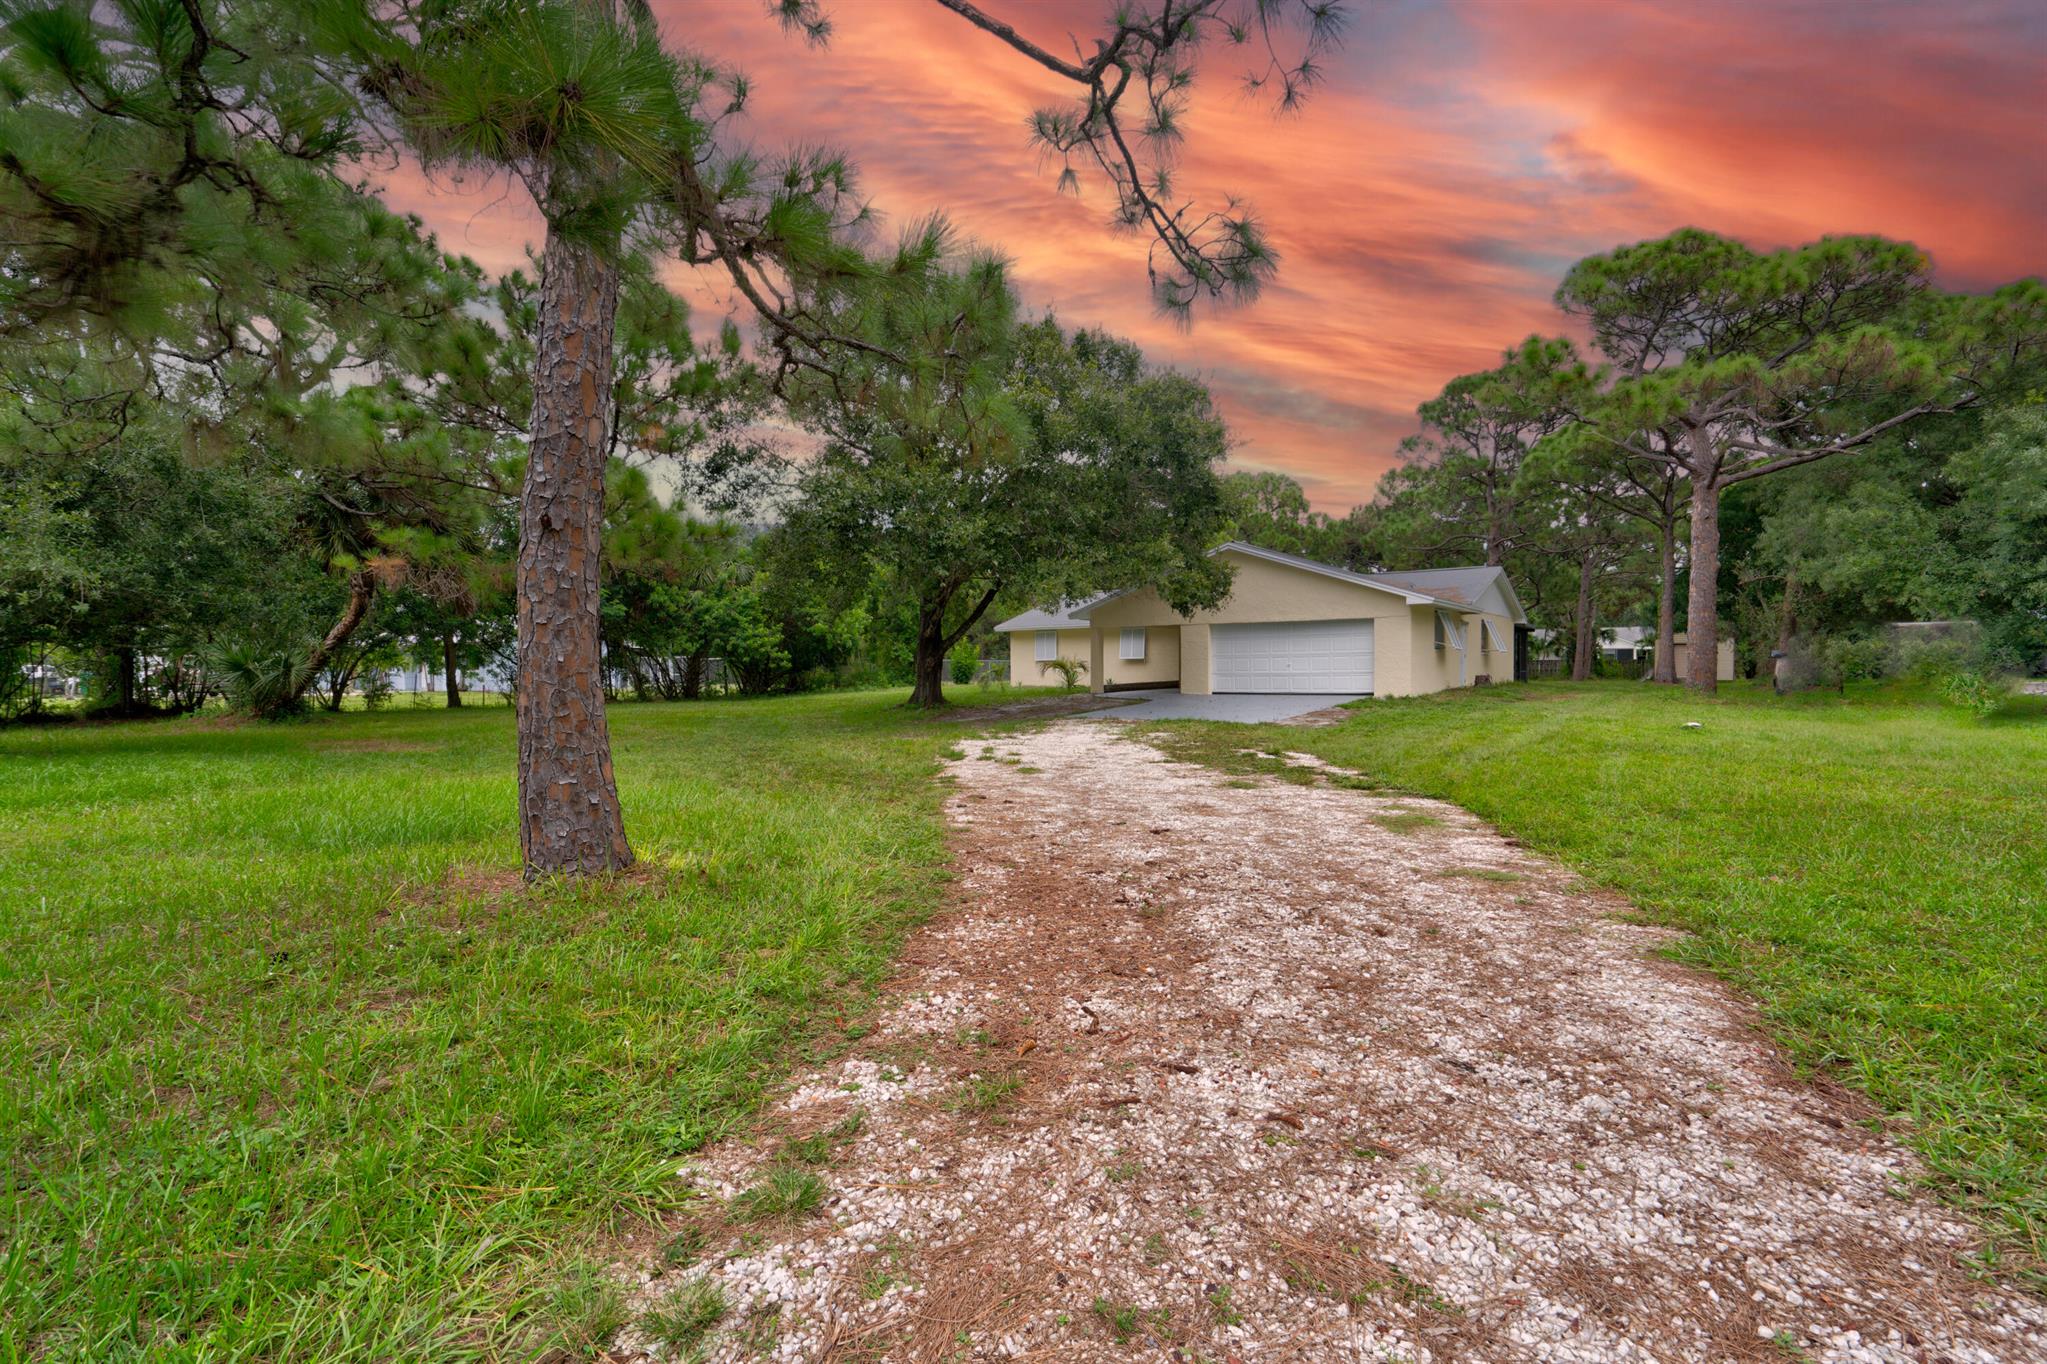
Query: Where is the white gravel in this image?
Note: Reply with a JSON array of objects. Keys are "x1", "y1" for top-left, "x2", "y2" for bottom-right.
[{"x1": 612, "y1": 722, "x2": 2046, "y2": 1363}]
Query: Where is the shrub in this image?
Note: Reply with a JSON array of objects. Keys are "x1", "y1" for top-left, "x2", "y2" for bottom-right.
[
  {"x1": 358, "y1": 669, "x2": 394, "y2": 711},
  {"x1": 948, "y1": 638, "x2": 980, "y2": 685},
  {"x1": 1895, "y1": 635, "x2": 1975, "y2": 684},
  {"x1": 1817, "y1": 634, "x2": 1889, "y2": 693},
  {"x1": 210, "y1": 641, "x2": 313, "y2": 719},
  {"x1": 1940, "y1": 668, "x2": 2008, "y2": 718},
  {"x1": 1044, "y1": 657, "x2": 1087, "y2": 691}
]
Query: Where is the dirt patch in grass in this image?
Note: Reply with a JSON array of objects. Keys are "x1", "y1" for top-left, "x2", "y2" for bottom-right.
[
  {"x1": 930, "y1": 693, "x2": 1137, "y2": 725},
  {"x1": 605, "y1": 723, "x2": 2045, "y2": 1363}
]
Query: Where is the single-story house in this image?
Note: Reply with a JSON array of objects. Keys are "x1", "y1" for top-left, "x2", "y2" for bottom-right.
[{"x1": 994, "y1": 543, "x2": 1528, "y2": 697}]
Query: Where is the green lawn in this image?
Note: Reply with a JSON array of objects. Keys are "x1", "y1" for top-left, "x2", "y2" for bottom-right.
[
  {"x1": 1151, "y1": 679, "x2": 2047, "y2": 1277},
  {"x1": 0, "y1": 690, "x2": 1009, "y2": 1361}
]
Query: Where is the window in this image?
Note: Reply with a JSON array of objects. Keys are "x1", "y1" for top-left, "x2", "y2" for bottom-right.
[
  {"x1": 1119, "y1": 627, "x2": 1147, "y2": 661},
  {"x1": 1034, "y1": 630, "x2": 1056, "y2": 662},
  {"x1": 1483, "y1": 618, "x2": 1509, "y2": 655},
  {"x1": 1434, "y1": 609, "x2": 1464, "y2": 652}
]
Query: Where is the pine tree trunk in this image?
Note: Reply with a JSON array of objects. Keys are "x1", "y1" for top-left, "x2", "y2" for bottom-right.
[
  {"x1": 1652, "y1": 519, "x2": 1678, "y2": 684},
  {"x1": 295, "y1": 568, "x2": 376, "y2": 704},
  {"x1": 682, "y1": 652, "x2": 705, "y2": 700},
  {"x1": 117, "y1": 647, "x2": 138, "y2": 712},
  {"x1": 516, "y1": 230, "x2": 633, "y2": 877},
  {"x1": 443, "y1": 634, "x2": 462, "y2": 708},
  {"x1": 1685, "y1": 478, "x2": 1722, "y2": 694},
  {"x1": 1570, "y1": 550, "x2": 1597, "y2": 682}
]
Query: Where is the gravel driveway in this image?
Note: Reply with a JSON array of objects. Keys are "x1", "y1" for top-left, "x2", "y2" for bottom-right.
[{"x1": 616, "y1": 722, "x2": 2045, "y2": 1363}]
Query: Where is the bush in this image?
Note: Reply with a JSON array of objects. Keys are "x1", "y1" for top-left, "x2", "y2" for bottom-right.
[
  {"x1": 1939, "y1": 668, "x2": 2008, "y2": 718},
  {"x1": 358, "y1": 669, "x2": 394, "y2": 711},
  {"x1": 1817, "y1": 634, "x2": 1889, "y2": 693},
  {"x1": 211, "y1": 641, "x2": 313, "y2": 720},
  {"x1": 1895, "y1": 635, "x2": 1975, "y2": 684},
  {"x1": 948, "y1": 638, "x2": 980, "y2": 685},
  {"x1": 1044, "y1": 657, "x2": 1087, "y2": 691}
]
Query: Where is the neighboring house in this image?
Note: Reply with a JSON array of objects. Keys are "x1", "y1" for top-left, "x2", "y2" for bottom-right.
[
  {"x1": 1600, "y1": 626, "x2": 1653, "y2": 663},
  {"x1": 993, "y1": 543, "x2": 1528, "y2": 697},
  {"x1": 1528, "y1": 625, "x2": 1652, "y2": 668},
  {"x1": 382, "y1": 657, "x2": 515, "y2": 695}
]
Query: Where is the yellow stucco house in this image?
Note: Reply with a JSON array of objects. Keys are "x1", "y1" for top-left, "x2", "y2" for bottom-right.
[{"x1": 995, "y1": 543, "x2": 1528, "y2": 697}]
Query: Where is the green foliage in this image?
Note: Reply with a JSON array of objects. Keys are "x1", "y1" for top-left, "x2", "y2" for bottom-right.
[
  {"x1": 1816, "y1": 634, "x2": 1891, "y2": 692},
  {"x1": 0, "y1": 434, "x2": 333, "y2": 715},
  {"x1": 0, "y1": 1, "x2": 380, "y2": 335},
  {"x1": 1940, "y1": 668, "x2": 2009, "y2": 718},
  {"x1": 210, "y1": 640, "x2": 316, "y2": 720},
  {"x1": 948, "y1": 637, "x2": 981, "y2": 685},
  {"x1": 1044, "y1": 657, "x2": 1088, "y2": 692},
  {"x1": 782, "y1": 251, "x2": 1232, "y2": 705}
]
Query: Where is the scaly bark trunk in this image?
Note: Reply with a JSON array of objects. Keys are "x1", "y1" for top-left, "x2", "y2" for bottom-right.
[
  {"x1": 297, "y1": 568, "x2": 376, "y2": 702},
  {"x1": 1652, "y1": 519, "x2": 1678, "y2": 684},
  {"x1": 516, "y1": 231, "x2": 633, "y2": 877},
  {"x1": 443, "y1": 634, "x2": 462, "y2": 708},
  {"x1": 1570, "y1": 550, "x2": 1597, "y2": 682},
  {"x1": 1685, "y1": 475, "x2": 1722, "y2": 694},
  {"x1": 117, "y1": 647, "x2": 138, "y2": 712},
  {"x1": 682, "y1": 652, "x2": 705, "y2": 701}
]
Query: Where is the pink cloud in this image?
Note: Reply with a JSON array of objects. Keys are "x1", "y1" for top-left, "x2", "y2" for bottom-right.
[{"x1": 374, "y1": 1, "x2": 2047, "y2": 511}]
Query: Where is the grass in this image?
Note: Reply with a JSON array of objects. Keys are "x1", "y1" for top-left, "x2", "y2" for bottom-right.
[
  {"x1": 0, "y1": 688, "x2": 1026, "y2": 1361},
  {"x1": 728, "y1": 1167, "x2": 827, "y2": 1223},
  {"x1": 639, "y1": 1277, "x2": 726, "y2": 1356},
  {"x1": 1150, "y1": 679, "x2": 2047, "y2": 1276},
  {"x1": 943, "y1": 1071, "x2": 1024, "y2": 1114}
]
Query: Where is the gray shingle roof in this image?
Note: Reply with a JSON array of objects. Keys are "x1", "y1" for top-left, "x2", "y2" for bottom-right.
[
  {"x1": 992, "y1": 599, "x2": 1104, "y2": 632},
  {"x1": 992, "y1": 545, "x2": 1527, "y2": 632}
]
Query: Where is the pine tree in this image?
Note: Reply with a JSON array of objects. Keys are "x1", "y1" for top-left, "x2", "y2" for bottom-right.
[{"x1": 1559, "y1": 230, "x2": 2047, "y2": 692}]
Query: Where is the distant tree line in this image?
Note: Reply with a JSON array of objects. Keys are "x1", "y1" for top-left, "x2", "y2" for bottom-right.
[{"x1": 1210, "y1": 231, "x2": 2047, "y2": 694}]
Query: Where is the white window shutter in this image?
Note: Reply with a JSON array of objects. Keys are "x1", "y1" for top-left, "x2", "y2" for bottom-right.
[
  {"x1": 1119, "y1": 627, "x2": 1146, "y2": 661},
  {"x1": 1035, "y1": 631, "x2": 1056, "y2": 662},
  {"x1": 1435, "y1": 609, "x2": 1464, "y2": 650}
]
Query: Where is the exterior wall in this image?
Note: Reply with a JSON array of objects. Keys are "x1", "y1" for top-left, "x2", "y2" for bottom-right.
[
  {"x1": 1471, "y1": 613, "x2": 1516, "y2": 684},
  {"x1": 1097, "y1": 624, "x2": 1180, "y2": 691},
  {"x1": 1087, "y1": 548, "x2": 1417, "y2": 694},
  {"x1": 1397, "y1": 607, "x2": 1517, "y2": 696},
  {"x1": 1666, "y1": 634, "x2": 1737, "y2": 682},
  {"x1": 1088, "y1": 549, "x2": 1416, "y2": 631},
  {"x1": 1181, "y1": 624, "x2": 1213, "y2": 695},
  {"x1": 1404, "y1": 606, "x2": 1459, "y2": 696},
  {"x1": 1007, "y1": 628, "x2": 1094, "y2": 686}
]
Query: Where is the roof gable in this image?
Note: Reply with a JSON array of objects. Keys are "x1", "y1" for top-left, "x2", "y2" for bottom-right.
[
  {"x1": 1362, "y1": 564, "x2": 1526, "y2": 624},
  {"x1": 999, "y1": 545, "x2": 1528, "y2": 628}
]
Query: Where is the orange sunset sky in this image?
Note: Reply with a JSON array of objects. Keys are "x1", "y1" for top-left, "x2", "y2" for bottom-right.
[{"x1": 372, "y1": 0, "x2": 2047, "y2": 511}]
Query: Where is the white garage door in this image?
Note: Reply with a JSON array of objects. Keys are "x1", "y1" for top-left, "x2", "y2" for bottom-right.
[{"x1": 1211, "y1": 619, "x2": 1374, "y2": 693}]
